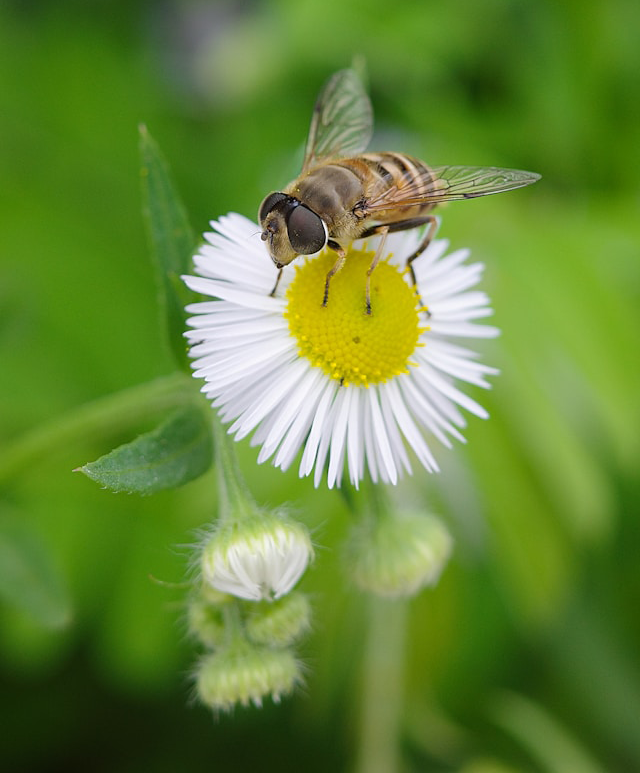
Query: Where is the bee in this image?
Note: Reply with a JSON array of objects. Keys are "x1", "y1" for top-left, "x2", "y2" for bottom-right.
[{"x1": 259, "y1": 69, "x2": 540, "y2": 313}]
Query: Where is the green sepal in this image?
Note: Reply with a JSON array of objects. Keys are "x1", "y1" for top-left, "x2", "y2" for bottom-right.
[
  {"x1": 79, "y1": 404, "x2": 213, "y2": 494},
  {"x1": 139, "y1": 124, "x2": 195, "y2": 371}
]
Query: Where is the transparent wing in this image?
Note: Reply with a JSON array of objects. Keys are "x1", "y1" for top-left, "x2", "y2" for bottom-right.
[
  {"x1": 302, "y1": 69, "x2": 373, "y2": 172},
  {"x1": 366, "y1": 165, "x2": 541, "y2": 211}
]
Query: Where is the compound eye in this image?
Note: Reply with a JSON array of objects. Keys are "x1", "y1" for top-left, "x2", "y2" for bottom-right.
[
  {"x1": 258, "y1": 192, "x2": 288, "y2": 224},
  {"x1": 286, "y1": 205, "x2": 327, "y2": 254}
]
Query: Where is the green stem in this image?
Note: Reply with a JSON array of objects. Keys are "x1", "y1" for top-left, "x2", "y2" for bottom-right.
[
  {"x1": 0, "y1": 372, "x2": 195, "y2": 486},
  {"x1": 222, "y1": 599, "x2": 247, "y2": 647},
  {"x1": 211, "y1": 416, "x2": 256, "y2": 523},
  {"x1": 340, "y1": 475, "x2": 390, "y2": 526},
  {"x1": 354, "y1": 596, "x2": 408, "y2": 773}
]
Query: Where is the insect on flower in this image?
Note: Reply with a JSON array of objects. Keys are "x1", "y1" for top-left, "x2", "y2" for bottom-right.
[{"x1": 259, "y1": 69, "x2": 540, "y2": 313}]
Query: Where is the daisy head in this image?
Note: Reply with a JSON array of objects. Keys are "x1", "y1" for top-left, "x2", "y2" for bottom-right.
[{"x1": 183, "y1": 214, "x2": 499, "y2": 488}]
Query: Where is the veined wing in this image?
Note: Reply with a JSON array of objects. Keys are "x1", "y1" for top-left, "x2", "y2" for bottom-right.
[
  {"x1": 302, "y1": 69, "x2": 373, "y2": 173},
  {"x1": 366, "y1": 165, "x2": 541, "y2": 211}
]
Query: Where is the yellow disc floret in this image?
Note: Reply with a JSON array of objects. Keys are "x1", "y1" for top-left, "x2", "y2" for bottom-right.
[{"x1": 284, "y1": 248, "x2": 424, "y2": 387}]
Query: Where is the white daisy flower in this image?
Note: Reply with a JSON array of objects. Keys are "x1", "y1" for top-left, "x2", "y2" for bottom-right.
[{"x1": 183, "y1": 213, "x2": 499, "y2": 488}]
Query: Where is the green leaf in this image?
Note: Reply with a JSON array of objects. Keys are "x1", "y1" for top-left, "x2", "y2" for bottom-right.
[
  {"x1": 139, "y1": 124, "x2": 196, "y2": 370},
  {"x1": 79, "y1": 405, "x2": 213, "y2": 494},
  {"x1": 490, "y1": 691, "x2": 606, "y2": 773},
  {"x1": 0, "y1": 511, "x2": 72, "y2": 629}
]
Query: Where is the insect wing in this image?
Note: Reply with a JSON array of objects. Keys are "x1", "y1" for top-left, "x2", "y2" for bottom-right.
[
  {"x1": 428, "y1": 165, "x2": 541, "y2": 199},
  {"x1": 302, "y1": 69, "x2": 373, "y2": 172},
  {"x1": 366, "y1": 165, "x2": 541, "y2": 211}
]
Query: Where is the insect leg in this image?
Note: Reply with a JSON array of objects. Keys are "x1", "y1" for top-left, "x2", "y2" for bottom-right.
[
  {"x1": 323, "y1": 244, "x2": 346, "y2": 307},
  {"x1": 365, "y1": 226, "x2": 389, "y2": 315},
  {"x1": 359, "y1": 216, "x2": 434, "y2": 240},
  {"x1": 404, "y1": 216, "x2": 438, "y2": 288},
  {"x1": 360, "y1": 215, "x2": 437, "y2": 317},
  {"x1": 269, "y1": 268, "x2": 283, "y2": 297},
  {"x1": 360, "y1": 216, "x2": 437, "y2": 285}
]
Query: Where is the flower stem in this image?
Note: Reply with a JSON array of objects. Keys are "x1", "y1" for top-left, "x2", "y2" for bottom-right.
[
  {"x1": 211, "y1": 415, "x2": 255, "y2": 522},
  {"x1": 222, "y1": 599, "x2": 247, "y2": 647},
  {"x1": 0, "y1": 373, "x2": 195, "y2": 486},
  {"x1": 354, "y1": 596, "x2": 408, "y2": 773}
]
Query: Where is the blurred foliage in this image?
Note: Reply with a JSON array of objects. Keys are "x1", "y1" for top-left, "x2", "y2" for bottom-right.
[{"x1": 1, "y1": 0, "x2": 639, "y2": 771}]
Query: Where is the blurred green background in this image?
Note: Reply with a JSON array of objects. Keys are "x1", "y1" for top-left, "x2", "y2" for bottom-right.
[{"x1": 1, "y1": 0, "x2": 639, "y2": 771}]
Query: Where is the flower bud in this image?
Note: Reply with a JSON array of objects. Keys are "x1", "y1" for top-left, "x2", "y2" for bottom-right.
[
  {"x1": 347, "y1": 511, "x2": 452, "y2": 598},
  {"x1": 187, "y1": 595, "x2": 227, "y2": 649},
  {"x1": 245, "y1": 592, "x2": 312, "y2": 647},
  {"x1": 195, "y1": 641, "x2": 301, "y2": 711},
  {"x1": 201, "y1": 513, "x2": 313, "y2": 602}
]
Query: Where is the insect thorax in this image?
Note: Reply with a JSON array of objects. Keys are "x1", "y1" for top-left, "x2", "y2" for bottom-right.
[{"x1": 287, "y1": 164, "x2": 364, "y2": 232}]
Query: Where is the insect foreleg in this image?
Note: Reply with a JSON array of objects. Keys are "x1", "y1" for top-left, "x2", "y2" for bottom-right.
[
  {"x1": 269, "y1": 268, "x2": 283, "y2": 297},
  {"x1": 365, "y1": 226, "x2": 389, "y2": 315},
  {"x1": 322, "y1": 243, "x2": 346, "y2": 307}
]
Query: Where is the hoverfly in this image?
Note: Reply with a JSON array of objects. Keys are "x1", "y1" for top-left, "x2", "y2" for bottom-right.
[{"x1": 259, "y1": 69, "x2": 540, "y2": 313}]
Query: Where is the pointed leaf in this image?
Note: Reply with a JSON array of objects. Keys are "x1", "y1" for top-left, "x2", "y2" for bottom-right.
[
  {"x1": 0, "y1": 512, "x2": 72, "y2": 629},
  {"x1": 139, "y1": 124, "x2": 195, "y2": 370},
  {"x1": 80, "y1": 405, "x2": 213, "y2": 494}
]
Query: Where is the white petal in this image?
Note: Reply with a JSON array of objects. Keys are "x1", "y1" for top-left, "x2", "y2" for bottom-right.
[
  {"x1": 362, "y1": 391, "x2": 379, "y2": 483},
  {"x1": 367, "y1": 388, "x2": 397, "y2": 485},
  {"x1": 299, "y1": 380, "x2": 338, "y2": 478},
  {"x1": 193, "y1": 336, "x2": 293, "y2": 382},
  {"x1": 328, "y1": 388, "x2": 352, "y2": 489},
  {"x1": 428, "y1": 320, "x2": 500, "y2": 338},
  {"x1": 415, "y1": 363, "x2": 488, "y2": 419},
  {"x1": 423, "y1": 341, "x2": 499, "y2": 386},
  {"x1": 231, "y1": 357, "x2": 308, "y2": 439},
  {"x1": 254, "y1": 360, "x2": 317, "y2": 461},
  {"x1": 313, "y1": 391, "x2": 341, "y2": 488},
  {"x1": 384, "y1": 379, "x2": 439, "y2": 471},
  {"x1": 379, "y1": 386, "x2": 412, "y2": 476},
  {"x1": 398, "y1": 375, "x2": 461, "y2": 445},
  {"x1": 346, "y1": 387, "x2": 364, "y2": 487},
  {"x1": 274, "y1": 369, "x2": 327, "y2": 470},
  {"x1": 183, "y1": 275, "x2": 284, "y2": 312}
]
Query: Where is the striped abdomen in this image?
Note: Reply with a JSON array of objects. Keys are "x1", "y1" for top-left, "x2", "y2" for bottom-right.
[{"x1": 354, "y1": 151, "x2": 438, "y2": 222}]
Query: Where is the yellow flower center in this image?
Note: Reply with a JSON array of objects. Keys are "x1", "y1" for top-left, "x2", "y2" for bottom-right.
[{"x1": 284, "y1": 248, "x2": 424, "y2": 387}]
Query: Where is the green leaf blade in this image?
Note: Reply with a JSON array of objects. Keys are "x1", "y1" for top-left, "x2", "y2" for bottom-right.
[
  {"x1": 80, "y1": 405, "x2": 213, "y2": 495},
  {"x1": 139, "y1": 124, "x2": 196, "y2": 371},
  {"x1": 0, "y1": 513, "x2": 72, "y2": 630}
]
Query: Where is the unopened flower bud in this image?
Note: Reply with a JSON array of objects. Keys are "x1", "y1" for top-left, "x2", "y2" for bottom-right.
[
  {"x1": 245, "y1": 592, "x2": 311, "y2": 647},
  {"x1": 195, "y1": 640, "x2": 301, "y2": 711},
  {"x1": 187, "y1": 595, "x2": 227, "y2": 649},
  {"x1": 201, "y1": 513, "x2": 313, "y2": 602},
  {"x1": 347, "y1": 511, "x2": 452, "y2": 597}
]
